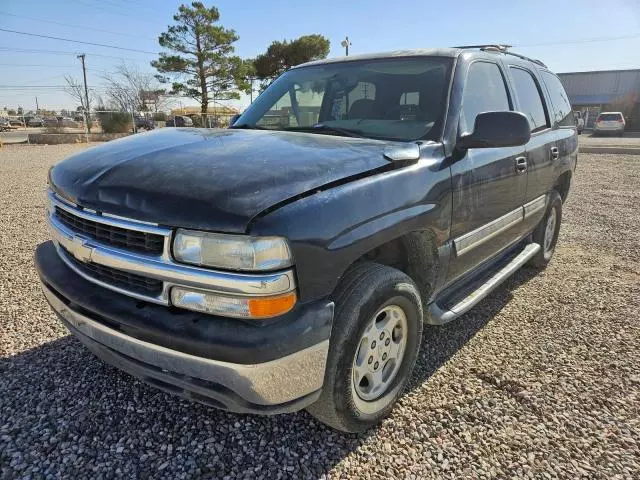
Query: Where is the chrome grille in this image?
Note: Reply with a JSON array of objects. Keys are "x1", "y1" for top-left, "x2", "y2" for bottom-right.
[
  {"x1": 54, "y1": 206, "x2": 164, "y2": 255},
  {"x1": 61, "y1": 246, "x2": 163, "y2": 296}
]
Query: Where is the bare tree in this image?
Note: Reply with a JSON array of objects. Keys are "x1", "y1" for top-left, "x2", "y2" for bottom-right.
[
  {"x1": 64, "y1": 76, "x2": 94, "y2": 132},
  {"x1": 102, "y1": 64, "x2": 172, "y2": 115}
]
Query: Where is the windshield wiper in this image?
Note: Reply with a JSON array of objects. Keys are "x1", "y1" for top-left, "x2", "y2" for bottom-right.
[
  {"x1": 283, "y1": 124, "x2": 366, "y2": 138},
  {"x1": 230, "y1": 123, "x2": 267, "y2": 130}
]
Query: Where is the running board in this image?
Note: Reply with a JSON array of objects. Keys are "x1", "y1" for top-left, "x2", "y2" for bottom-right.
[{"x1": 427, "y1": 243, "x2": 541, "y2": 325}]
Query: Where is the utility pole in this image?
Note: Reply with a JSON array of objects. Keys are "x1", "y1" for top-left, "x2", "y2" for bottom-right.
[
  {"x1": 35, "y1": 96, "x2": 39, "y2": 114},
  {"x1": 77, "y1": 54, "x2": 91, "y2": 133},
  {"x1": 341, "y1": 36, "x2": 352, "y2": 56}
]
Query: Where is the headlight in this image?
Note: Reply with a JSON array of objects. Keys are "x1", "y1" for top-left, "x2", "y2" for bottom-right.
[{"x1": 173, "y1": 229, "x2": 293, "y2": 271}]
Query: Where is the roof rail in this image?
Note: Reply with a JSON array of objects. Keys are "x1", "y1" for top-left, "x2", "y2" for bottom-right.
[{"x1": 453, "y1": 44, "x2": 547, "y2": 68}]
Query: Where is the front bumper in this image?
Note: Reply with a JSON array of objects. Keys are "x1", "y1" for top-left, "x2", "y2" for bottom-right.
[{"x1": 36, "y1": 241, "x2": 333, "y2": 414}]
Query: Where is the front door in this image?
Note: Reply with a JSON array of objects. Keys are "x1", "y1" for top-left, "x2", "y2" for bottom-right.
[{"x1": 447, "y1": 60, "x2": 528, "y2": 283}]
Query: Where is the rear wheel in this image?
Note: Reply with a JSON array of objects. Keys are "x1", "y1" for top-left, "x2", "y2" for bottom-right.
[
  {"x1": 307, "y1": 262, "x2": 423, "y2": 433},
  {"x1": 529, "y1": 190, "x2": 562, "y2": 268}
]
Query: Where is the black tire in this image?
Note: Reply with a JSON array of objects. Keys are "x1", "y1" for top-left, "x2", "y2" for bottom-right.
[
  {"x1": 529, "y1": 190, "x2": 562, "y2": 268},
  {"x1": 306, "y1": 262, "x2": 423, "y2": 433}
]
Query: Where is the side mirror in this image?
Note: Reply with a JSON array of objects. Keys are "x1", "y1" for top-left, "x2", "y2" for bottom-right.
[
  {"x1": 457, "y1": 111, "x2": 531, "y2": 150},
  {"x1": 228, "y1": 114, "x2": 241, "y2": 127}
]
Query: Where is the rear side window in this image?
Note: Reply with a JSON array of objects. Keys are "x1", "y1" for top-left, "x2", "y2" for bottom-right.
[
  {"x1": 541, "y1": 71, "x2": 574, "y2": 127},
  {"x1": 461, "y1": 62, "x2": 511, "y2": 134},
  {"x1": 509, "y1": 67, "x2": 549, "y2": 132}
]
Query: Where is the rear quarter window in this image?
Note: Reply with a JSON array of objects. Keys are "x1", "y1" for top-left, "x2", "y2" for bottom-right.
[
  {"x1": 540, "y1": 71, "x2": 574, "y2": 127},
  {"x1": 509, "y1": 67, "x2": 549, "y2": 132}
]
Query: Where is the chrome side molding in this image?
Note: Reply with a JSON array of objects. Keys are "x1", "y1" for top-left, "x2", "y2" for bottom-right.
[
  {"x1": 454, "y1": 208, "x2": 523, "y2": 256},
  {"x1": 523, "y1": 195, "x2": 546, "y2": 219},
  {"x1": 454, "y1": 194, "x2": 546, "y2": 257}
]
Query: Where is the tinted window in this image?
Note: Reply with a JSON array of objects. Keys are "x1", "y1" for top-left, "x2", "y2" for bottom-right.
[
  {"x1": 461, "y1": 62, "x2": 510, "y2": 134},
  {"x1": 598, "y1": 113, "x2": 623, "y2": 121},
  {"x1": 510, "y1": 67, "x2": 549, "y2": 132},
  {"x1": 541, "y1": 71, "x2": 574, "y2": 127}
]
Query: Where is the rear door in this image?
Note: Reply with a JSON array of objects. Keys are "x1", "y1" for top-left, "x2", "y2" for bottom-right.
[
  {"x1": 447, "y1": 60, "x2": 528, "y2": 282},
  {"x1": 507, "y1": 66, "x2": 555, "y2": 229},
  {"x1": 539, "y1": 70, "x2": 579, "y2": 197}
]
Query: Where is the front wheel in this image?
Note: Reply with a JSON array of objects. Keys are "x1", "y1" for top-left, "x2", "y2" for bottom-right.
[
  {"x1": 529, "y1": 190, "x2": 562, "y2": 268},
  {"x1": 307, "y1": 262, "x2": 423, "y2": 433}
]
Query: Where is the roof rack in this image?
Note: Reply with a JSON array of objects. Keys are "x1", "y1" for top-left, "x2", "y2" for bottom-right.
[{"x1": 453, "y1": 44, "x2": 547, "y2": 68}]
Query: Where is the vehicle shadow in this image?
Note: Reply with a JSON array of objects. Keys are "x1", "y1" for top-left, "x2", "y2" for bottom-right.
[{"x1": 0, "y1": 266, "x2": 540, "y2": 478}]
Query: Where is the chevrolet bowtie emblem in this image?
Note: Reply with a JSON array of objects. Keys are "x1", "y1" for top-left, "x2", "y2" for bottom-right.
[{"x1": 71, "y1": 235, "x2": 93, "y2": 263}]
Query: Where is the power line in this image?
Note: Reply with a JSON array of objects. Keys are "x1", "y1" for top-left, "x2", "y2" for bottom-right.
[
  {"x1": 0, "y1": 11, "x2": 157, "y2": 41},
  {"x1": 517, "y1": 33, "x2": 640, "y2": 48},
  {"x1": 0, "y1": 63, "x2": 77, "y2": 68},
  {"x1": 0, "y1": 28, "x2": 158, "y2": 55},
  {"x1": 73, "y1": 0, "x2": 160, "y2": 26},
  {"x1": 0, "y1": 46, "x2": 152, "y2": 62}
]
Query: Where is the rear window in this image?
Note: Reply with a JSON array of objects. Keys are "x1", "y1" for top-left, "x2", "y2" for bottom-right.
[{"x1": 598, "y1": 113, "x2": 623, "y2": 121}]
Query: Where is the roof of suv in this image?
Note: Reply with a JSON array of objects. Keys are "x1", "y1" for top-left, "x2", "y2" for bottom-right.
[
  {"x1": 295, "y1": 47, "x2": 547, "y2": 70},
  {"x1": 295, "y1": 48, "x2": 462, "y2": 68}
]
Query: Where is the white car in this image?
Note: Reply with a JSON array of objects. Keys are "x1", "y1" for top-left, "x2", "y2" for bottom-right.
[{"x1": 594, "y1": 112, "x2": 625, "y2": 136}]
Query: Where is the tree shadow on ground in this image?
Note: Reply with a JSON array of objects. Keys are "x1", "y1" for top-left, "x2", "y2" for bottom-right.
[{"x1": 0, "y1": 267, "x2": 540, "y2": 478}]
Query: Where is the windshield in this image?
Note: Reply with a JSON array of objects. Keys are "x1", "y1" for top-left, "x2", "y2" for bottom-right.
[{"x1": 235, "y1": 56, "x2": 453, "y2": 141}]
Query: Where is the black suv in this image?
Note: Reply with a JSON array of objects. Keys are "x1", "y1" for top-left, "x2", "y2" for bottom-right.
[{"x1": 36, "y1": 46, "x2": 577, "y2": 433}]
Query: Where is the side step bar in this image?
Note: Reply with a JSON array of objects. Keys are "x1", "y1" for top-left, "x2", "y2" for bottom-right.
[{"x1": 427, "y1": 243, "x2": 541, "y2": 325}]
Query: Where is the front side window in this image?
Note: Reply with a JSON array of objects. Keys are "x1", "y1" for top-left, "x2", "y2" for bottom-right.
[
  {"x1": 236, "y1": 57, "x2": 453, "y2": 141},
  {"x1": 510, "y1": 67, "x2": 549, "y2": 132},
  {"x1": 540, "y1": 71, "x2": 574, "y2": 127},
  {"x1": 460, "y1": 62, "x2": 511, "y2": 134}
]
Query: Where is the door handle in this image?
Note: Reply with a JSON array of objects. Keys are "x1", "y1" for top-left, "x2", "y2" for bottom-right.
[
  {"x1": 550, "y1": 146, "x2": 559, "y2": 160},
  {"x1": 515, "y1": 156, "x2": 527, "y2": 174}
]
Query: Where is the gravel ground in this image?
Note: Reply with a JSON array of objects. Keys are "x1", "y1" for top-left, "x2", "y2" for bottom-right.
[{"x1": 1, "y1": 144, "x2": 638, "y2": 479}]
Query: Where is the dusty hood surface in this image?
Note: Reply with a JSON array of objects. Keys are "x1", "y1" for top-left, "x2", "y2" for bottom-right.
[{"x1": 49, "y1": 128, "x2": 395, "y2": 232}]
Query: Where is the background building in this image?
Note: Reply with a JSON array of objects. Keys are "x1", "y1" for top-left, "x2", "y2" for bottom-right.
[{"x1": 558, "y1": 69, "x2": 640, "y2": 130}]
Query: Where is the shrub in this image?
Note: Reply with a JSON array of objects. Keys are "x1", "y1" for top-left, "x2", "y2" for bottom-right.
[
  {"x1": 153, "y1": 112, "x2": 167, "y2": 121},
  {"x1": 97, "y1": 111, "x2": 131, "y2": 133}
]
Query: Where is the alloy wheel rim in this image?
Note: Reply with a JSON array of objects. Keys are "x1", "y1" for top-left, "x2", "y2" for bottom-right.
[{"x1": 352, "y1": 304, "x2": 408, "y2": 402}]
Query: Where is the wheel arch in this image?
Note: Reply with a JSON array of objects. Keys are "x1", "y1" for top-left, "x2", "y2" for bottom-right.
[
  {"x1": 335, "y1": 229, "x2": 441, "y2": 304},
  {"x1": 554, "y1": 170, "x2": 572, "y2": 203}
]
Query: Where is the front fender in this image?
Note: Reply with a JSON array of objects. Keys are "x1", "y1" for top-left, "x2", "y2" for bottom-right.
[{"x1": 249, "y1": 157, "x2": 452, "y2": 302}]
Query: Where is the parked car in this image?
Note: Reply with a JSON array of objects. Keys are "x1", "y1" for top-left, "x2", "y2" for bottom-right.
[
  {"x1": 60, "y1": 117, "x2": 77, "y2": 127},
  {"x1": 593, "y1": 111, "x2": 625, "y2": 136},
  {"x1": 573, "y1": 111, "x2": 584, "y2": 134},
  {"x1": 0, "y1": 117, "x2": 10, "y2": 131},
  {"x1": 36, "y1": 46, "x2": 577, "y2": 433},
  {"x1": 43, "y1": 117, "x2": 59, "y2": 127},
  {"x1": 8, "y1": 117, "x2": 25, "y2": 127},
  {"x1": 135, "y1": 116, "x2": 156, "y2": 130},
  {"x1": 28, "y1": 117, "x2": 44, "y2": 127},
  {"x1": 165, "y1": 115, "x2": 193, "y2": 127}
]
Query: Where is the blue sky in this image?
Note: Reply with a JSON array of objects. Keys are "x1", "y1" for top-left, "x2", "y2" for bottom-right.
[{"x1": 1, "y1": 0, "x2": 639, "y2": 112}]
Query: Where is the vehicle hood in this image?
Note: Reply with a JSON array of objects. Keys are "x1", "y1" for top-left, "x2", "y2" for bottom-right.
[{"x1": 49, "y1": 128, "x2": 399, "y2": 232}]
